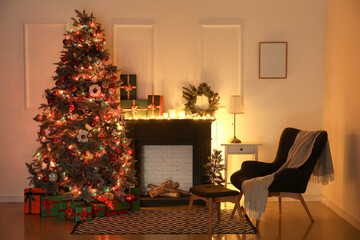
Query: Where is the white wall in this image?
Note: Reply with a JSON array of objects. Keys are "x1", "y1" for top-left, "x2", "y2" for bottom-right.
[
  {"x1": 323, "y1": 0, "x2": 360, "y2": 230},
  {"x1": 0, "y1": 0, "x2": 325, "y2": 201}
]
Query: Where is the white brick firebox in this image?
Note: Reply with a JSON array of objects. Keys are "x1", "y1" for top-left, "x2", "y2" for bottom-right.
[{"x1": 140, "y1": 145, "x2": 193, "y2": 194}]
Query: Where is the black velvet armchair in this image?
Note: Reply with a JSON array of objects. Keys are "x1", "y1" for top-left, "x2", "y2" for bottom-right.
[{"x1": 230, "y1": 127, "x2": 328, "y2": 225}]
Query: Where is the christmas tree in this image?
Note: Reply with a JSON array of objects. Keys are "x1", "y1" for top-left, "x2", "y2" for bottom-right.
[
  {"x1": 26, "y1": 10, "x2": 136, "y2": 202},
  {"x1": 205, "y1": 149, "x2": 225, "y2": 186}
]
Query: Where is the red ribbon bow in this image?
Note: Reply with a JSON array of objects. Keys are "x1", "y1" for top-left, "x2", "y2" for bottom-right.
[
  {"x1": 65, "y1": 201, "x2": 74, "y2": 219},
  {"x1": 120, "y1": 75, "x2": 136, "y2": 99},
  {"x1": 148, "y1": 95, "x2": 162, "y2": 117},
  {"x1": 79, "y1": 207, "x2": 89, "y2": 221},
  {"x1": 41, "y1": 197, "x2": 53, "y2": 216}
]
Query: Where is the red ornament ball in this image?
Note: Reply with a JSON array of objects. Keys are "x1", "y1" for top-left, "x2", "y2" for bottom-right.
[
  {"x1": 86, "y1": 180, "x2": 93, "y2": 186},
  {"x1": 43, "y1": 157, "x2": 50, "y2": 163},
  {"x1": 47, "y1": 98, "x2": 54, "y2": 105},
  {"x1": 61, "y1": 56, "x2": 67, "y2": 62},
  {"x1": 111, "y1": 76, "x2": 117, "y2": 81},
  {"x1": 71, "y1": 85, "x2": 77, "y2": 91},
  {"x1": 98, "y1": 134, "x2": 104, "y2": 140},
  {"x1": 59, "y1": 76, "x2": 65, "y2": 82},
  {"x1": 39, "y1": 129, "x2": 46, "y2": 136},
  {"x1": 116, "y1": 148, "x2": 122, "y2": 155},
  {"x1": 52, "y1": 137, "x2": 59, "y2": 143},
  {"x1": 90, "y1": 121, "x2": 97, "y2": 127},
  {"x1": 51, "y1": 91, "x2": 58, "y2": 97},
  {"x1": 128, "y1": 148, "x2": 134, "y2": 155},
  {"x1": 66, "y1": 74, "x2": 72, "y2": 80},
  {"x1": 95, "y1": 46, "x2": 100, "y2": 51},
  {"x1": 125, "y1": 193, "x2": 135, "y2": 203}
]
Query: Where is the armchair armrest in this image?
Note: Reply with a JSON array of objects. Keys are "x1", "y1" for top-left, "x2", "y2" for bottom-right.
[
  {"x1": 270, "y1": 168, "x2": 309, "y2": 193},
  {"x1": 240, "y1": 161, "x2": 278, "y2": 176}
]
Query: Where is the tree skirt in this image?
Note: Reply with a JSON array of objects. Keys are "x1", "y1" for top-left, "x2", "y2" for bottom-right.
[{"x1": 72, "y1": 209, "x2": 257, "y2": 235}]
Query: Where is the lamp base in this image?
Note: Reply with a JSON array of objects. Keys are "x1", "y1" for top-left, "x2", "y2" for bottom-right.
[{"x1": 229, "y1": 136, "x2": 241, "y2": 143}]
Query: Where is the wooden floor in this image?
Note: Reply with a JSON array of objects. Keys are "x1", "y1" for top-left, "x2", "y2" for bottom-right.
[{"x1": 1, "y1": 201, "x2": 360, "y2": 240}]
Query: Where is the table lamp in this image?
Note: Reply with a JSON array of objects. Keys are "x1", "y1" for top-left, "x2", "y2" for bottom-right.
[{"x1": 228, "y1": 95, "x2": 244, "y2": 143}]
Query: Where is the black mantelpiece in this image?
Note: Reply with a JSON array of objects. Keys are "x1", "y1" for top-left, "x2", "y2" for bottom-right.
[{"x1": 125, "y1": 119, "x2": 213, "y2": 206}]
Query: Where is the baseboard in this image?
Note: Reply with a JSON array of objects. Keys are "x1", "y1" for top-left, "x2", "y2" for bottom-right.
[
  {"x1": 321, "y1": 196, "x2": 360, "y2": 230},
  {"x1": 0, "y1": 196, "x2": 23, "y2": 202},
  {"x1": 267, "y1": 193, "x2": 321, "y2": 201}
]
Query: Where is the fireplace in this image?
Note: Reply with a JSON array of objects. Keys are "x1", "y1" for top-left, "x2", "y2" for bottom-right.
[{"x1": 125, "y1": 119, "x2": 213, "y2": 206}]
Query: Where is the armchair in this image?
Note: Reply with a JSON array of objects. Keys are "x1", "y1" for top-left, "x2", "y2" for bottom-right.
[{"x1": 230, "y1": 127, "x2": 328, "y2": 227}]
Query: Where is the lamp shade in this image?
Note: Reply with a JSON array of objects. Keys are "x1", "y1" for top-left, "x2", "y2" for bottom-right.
[{"x1": 228, "y1": 95, "x2": 244, "y2": 114}]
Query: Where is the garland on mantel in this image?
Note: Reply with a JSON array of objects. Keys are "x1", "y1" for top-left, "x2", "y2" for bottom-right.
[{"x1": 182, "y1": 83, "x2": 220, "y2": 117}]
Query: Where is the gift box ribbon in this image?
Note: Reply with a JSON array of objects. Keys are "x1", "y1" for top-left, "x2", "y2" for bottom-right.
[
  {"x1": 131, "y1": 100, "x2": 147, "y2": 117},
  {"x1": 148, "y1": 95, "x2": 162, "y2": 117},
  {"x1": 41, "y1": 197, "x2": 60, "y2": 216},
  {"x1": 59, "y1": 201, "x2": 75, "y2": 219},
  {"x1": 24, "y1": 189, "x2": 45, "y2": 214},
  {"x1": 91, "y1": 204, "x2": 106, "y2": 217},
  {"x1": 120, "y1": 75, "x2": 136, "y2": 99},
  {"x1": 95, "y1": 197, "x2": 115, "y2": 210},
  {"x1": 76, "y1": 207, "x2": 90, "y2": 221}
]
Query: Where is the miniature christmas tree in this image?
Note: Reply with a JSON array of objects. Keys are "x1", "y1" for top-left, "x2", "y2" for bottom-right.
[
  {"x1": 26, "y1": 10, "x2": 136, "y2": 202},
  {"x1": 205, "y1": 149, "x2": 225, "y2": 186}
]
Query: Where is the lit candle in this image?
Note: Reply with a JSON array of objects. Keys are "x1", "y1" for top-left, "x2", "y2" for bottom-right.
[
  {"x1": 169, "y1": 110, "x2": 176, "y2": 118},
  {"x1": 178, "y1": 110, "x2": 185, "y2": 119}
]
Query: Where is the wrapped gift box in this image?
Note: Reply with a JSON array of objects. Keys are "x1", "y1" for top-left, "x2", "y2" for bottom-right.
[
  {"x1": 40, "y1": 196, "x2": 63, "y2": 217},
  {"x1": 24, "y1": 188, "x2": 46, "y2": 214},
  {"x1": 59, "y1": 201, "x2": 83, "y2": 220},
  {"x1": 105, "y1": 187, "x2": 140, "y2": 216},
  {"x1": 120, "y1": 74, "x2": 137, "y2": 100},
  {"x1": 147, "y1": 95, "x2": 163, "y2": 118},
  {"x1": 75, "y1": 206, "x2": 92, "y2": 222},
  {"x1": 121, "y1": 99, "x2": 148, "y2": 118},
  {"x1": 91, "y1": 203, "x2": 106, "y2": 217}
]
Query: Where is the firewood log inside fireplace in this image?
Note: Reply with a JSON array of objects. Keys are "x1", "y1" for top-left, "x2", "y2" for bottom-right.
[{"x1": 145, "y1": 180, "x2": 190, "y2": 198}]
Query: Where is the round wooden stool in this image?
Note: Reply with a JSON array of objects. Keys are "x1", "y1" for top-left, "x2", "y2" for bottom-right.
[{"x1": 185, "y1": 184, "x2": 245, "y2": 234}]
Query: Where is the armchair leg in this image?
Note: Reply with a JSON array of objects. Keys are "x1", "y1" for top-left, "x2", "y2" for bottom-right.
[
  {"x1": 297, "y1": 193, "x2": 314, "y2": 223},
  {"x1": 231, "y1": 191, "x2": 243, "y2": 218}
]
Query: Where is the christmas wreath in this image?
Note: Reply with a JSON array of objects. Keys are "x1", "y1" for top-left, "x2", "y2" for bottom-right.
[{"x1": 182, "y1": 83, "x2": 220, "y2": 117}]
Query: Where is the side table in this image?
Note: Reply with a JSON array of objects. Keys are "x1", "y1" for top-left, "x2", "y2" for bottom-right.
[{"x1": 221, "y1": 143, "x2": 262, "y2": 188}]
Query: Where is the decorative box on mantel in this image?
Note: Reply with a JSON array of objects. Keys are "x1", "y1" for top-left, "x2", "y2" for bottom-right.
[{"x1": 125, "y1": 119, "x2": 213, "y2": 207}]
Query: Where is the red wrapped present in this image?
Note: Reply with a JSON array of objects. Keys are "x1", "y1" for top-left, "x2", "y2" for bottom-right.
[
  {"x1": 24, "y1": 188, "x2": 46, "y2": 214},
  {"x1": 91, "y1": 203, "x2": 106, "y2": 217}
]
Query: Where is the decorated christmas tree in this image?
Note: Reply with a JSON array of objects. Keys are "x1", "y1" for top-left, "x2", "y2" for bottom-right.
[
  {"x1": 26, "y1": 10, "x2": 136, "y2": 202},
  {"x1": 205, "y1": 149, "x2": 225, "y2": 186}
]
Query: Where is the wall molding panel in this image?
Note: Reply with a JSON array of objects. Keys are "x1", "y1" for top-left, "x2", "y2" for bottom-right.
[
  {"x1": 24, "y1": 23, "x2": 65, "y2": 110},
  {"x1": 200, "y1": 21, "x2": 242, "y2": 102},
  {"x1": 113, "y1": 21, "x2": 155, "y2": 98}
]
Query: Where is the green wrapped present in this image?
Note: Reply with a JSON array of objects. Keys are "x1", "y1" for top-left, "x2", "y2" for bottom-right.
[
  {"x1": 121, "y1": 99, "x2": 148, "y2": 118},
  {"x1": 120, "y1": 74, "x2": 136, "y2": 100},
  {"x1": 58, "y1": 201, "x2": 83, "y2": 220},
  {"x1": 74, "y1": 206, "x2": 92, "y2": 222},
  {"x1": 147, "y1": 95, "x2": 163, "y2": 118},
  {"x1": 105, "y1": 187, "x2": 140, "y2": 216},
  {"x1": 40, "y1": 196, "x2": 63, "y2": 217},
  {"x1": 91, "y1": 203, "x2": 106, "y2": 217}
]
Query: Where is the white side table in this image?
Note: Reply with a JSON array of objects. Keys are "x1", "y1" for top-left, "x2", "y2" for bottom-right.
[{"x1": 221, "y1": 143, "x2": 262, "y2": 187}]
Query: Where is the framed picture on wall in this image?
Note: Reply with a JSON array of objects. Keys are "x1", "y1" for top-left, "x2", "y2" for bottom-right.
[{"x1": 259, "y1": 42, "x2": 288, "y2": 79}]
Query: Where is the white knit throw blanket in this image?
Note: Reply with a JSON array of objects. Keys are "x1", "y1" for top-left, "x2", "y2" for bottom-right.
[{"x1": 241, "y1": 130, "x2": 334, "y2": 219}]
